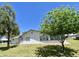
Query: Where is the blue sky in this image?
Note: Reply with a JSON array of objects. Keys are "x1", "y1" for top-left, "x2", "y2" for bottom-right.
[{"x1": 0, "y1": 2, "x2": 79, "y2": 33}]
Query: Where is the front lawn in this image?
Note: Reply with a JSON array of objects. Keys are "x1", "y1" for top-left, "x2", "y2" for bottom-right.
[
  {"x1": 0, "y1": 44, "x2": 45, "y2": 57},
  {"x1": 0, "y1": 38, "x2": 79, "y2": 57},
  {"x1": 66, "y1": 38, "x2": 79, "y2": 56}
]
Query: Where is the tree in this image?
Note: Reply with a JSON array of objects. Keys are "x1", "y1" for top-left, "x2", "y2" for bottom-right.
[
  {"x1": 0, "y1": 4, "x2": 20, "y2": 48},
  {"x1": 41, "y1": 6, "x2": 79, "y2": 52}
]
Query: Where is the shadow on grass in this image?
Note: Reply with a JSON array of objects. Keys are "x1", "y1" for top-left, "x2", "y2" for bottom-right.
[
  {"x1": 0, "y1": 45, "x2": 18, "y2": 51},
  {"x1": 35, "y1": 45, "x2": 77, "y2": 57}
]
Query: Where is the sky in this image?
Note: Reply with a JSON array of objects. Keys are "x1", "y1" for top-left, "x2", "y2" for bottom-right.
[{"x1": 0, "y1": 2, "x2": 79, "y2": 33}]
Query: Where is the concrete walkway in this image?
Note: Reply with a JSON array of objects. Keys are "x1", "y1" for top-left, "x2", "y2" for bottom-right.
[{"x1": 20, "y1": 40, "x2": 69, "y2": 45}]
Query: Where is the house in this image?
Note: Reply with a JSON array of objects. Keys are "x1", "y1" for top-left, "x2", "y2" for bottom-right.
[
  {"x1": 0, "y1": 36, "x2": 20, "y2": 44},
  {"x1": 0, "y1": 36, "x2": 8, "y2": 44},
  {"x1": 18, "y1": 29, "x2": 50, "y2": 44},
  {"x1": 18, "y1": 29, "x2": 69, "y2": 44},
  {"x1": 0, "y1": 29, "x2": 69, "y2": 44},
  {"x1": 67, "y1": 33, "x2": 77, "y2": 38}
]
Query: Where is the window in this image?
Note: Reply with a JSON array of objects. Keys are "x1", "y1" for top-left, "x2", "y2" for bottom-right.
[
  {"x1": 50, "y1": 35, "x2": 61, "y2": 40},
  {"x1": 40, "y1": 35, "x2": 48, "y2": 41}
]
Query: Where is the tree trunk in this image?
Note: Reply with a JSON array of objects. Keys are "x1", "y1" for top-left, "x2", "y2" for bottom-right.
[
  {"x1": 60, "y1": 35, "x2": 65, "y2": 52},
  {"x1": 7, "y1": 24, "x2": 10, "y2": 49},
  {"x1": 61, "y1": 41, "x2": 64, "y2": 52},
  {"x1": 7, "y1": 31, "x2": 10, "y2": 48}
]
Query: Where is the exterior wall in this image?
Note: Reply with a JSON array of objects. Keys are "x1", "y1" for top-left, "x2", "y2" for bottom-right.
[
  {"x1": 11, "y1": 38, "x2": 19, "y2": 44},
  {"x1": 19, "y1": 31, "x2": 42, "y2": 44},
  {"x1": 29, "y1": 31, "x2": 41, "y2": 41},
  {"x1": 22, "y1": 32, "x2": 30, "y2": 41},
  {"x1": 19, "y1": 30, "x2": 53, "y2": 44}
]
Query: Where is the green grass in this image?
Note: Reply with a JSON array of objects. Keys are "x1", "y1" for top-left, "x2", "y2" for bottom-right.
[
  {"x1": 67, "y1": 38, "x2": 79, "y2": 49},
  {"x1": 0, "y1": 44, "x2": 45, "y2": 57},
  {"x1": 0, "y1": 38, "x2": 79, "y2": 57},
  {"x1": 66, "y1": 38, "x2": 79, "y2": 56}
]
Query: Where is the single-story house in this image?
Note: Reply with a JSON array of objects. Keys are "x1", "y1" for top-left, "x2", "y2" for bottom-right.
[
  {"x1": 0, "y1": 36, "x2": 19, "y2": 44},
  {"x1": 17, "y1": 29, "x2": 69, "y2": 44},
  {"x1": 0, "y1": 36, "x2": 8, "y2": 44},
  {"x1": 0, "y1": 29, "x2": 70, "y2": 44},
  {"x1": 18, "y1": 29, "x2": 50, "y2": 44}
]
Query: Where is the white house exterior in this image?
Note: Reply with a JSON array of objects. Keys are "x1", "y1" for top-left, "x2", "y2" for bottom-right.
[
  {"x1": 0, "y1": 36, "x2": 19, "y2": 44},
  {"x1": 17, "y1": 29, "x2": 69, "y2": 44},
  {"x1": 0, "y1": 29, "x2": 70, "y2": 44},
  {"x1": 19, "y1": 29, "x2": 50, "y2": 44},
  {"x1": 0, "y1": 36, "x2": 8, "y2": 44}
]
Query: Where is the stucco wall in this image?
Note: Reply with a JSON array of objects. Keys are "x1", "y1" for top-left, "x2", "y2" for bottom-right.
[
  {"x1": 20, "y1": 31, "x2": 41, "y2": 43},
  {"x1": 29, "y1": 31, "x2": 41, "y2": 41}
]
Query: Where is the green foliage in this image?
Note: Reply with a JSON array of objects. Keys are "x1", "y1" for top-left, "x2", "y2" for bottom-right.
[
  {"x1": 41, "y1": 6, "x2": 79, "y2": 35},
  {"x1": 0, "y1": 4, "x2": 20, "y2": 37},
  {"x1": 41, "y1": 6, "x2": 79, "y2": 51}
]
